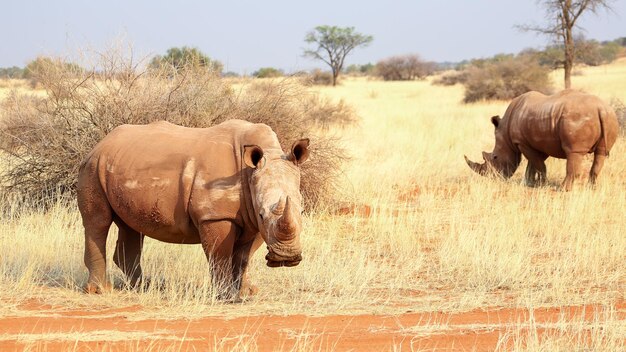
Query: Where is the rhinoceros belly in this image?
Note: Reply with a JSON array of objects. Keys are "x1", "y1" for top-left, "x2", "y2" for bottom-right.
[{"x1": 105, "y1": 172, "x2": 201, "y2": 244}]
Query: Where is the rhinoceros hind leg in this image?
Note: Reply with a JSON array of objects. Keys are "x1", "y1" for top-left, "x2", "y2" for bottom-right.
[
  {"x1": 588, "y1": 152, "x2": 606, "y2": 187},
  {"x1": 562, "y1": 152, "x2": 584, "y2": 191},
  {"x1": 113, "y1": 221, "x2": 145, "y2": 289},
  {"x1": 79, "y1": 195, "x2": 113, "y2": 294}
]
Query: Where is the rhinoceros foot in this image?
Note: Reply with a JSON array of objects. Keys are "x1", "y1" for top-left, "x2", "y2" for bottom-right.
[{"x1": 84, "y1": 282, "x2": 112, "y2": 294}]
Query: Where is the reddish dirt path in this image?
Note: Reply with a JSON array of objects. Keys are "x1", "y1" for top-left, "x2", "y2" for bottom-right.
[{"x1": 1, "y1": 300, "x2": 624, "y2": 351}]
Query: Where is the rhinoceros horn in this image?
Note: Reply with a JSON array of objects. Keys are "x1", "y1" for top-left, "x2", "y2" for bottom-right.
[
  {"x1": 277, "y1": 196, "x2": 297, "y2": 235},
  {"x1": 464, "y1": 155, "x2": 485, "y2": 175}
]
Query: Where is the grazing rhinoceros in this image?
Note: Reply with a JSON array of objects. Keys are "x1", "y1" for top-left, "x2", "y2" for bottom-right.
[
  {"x1": 77, "y1": 119, "x2": 309, "y2": 299},
  {"x1": 465, "y1": 90, "x2": 619, "y2": 190}
]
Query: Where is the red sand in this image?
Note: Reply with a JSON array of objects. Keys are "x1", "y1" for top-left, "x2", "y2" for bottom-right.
[{"x1": 1, "y1": 300, "x2": 623, "y2": 351}]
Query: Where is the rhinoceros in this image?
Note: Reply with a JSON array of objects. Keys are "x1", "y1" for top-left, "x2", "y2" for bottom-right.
[
  {"x1": 77, "y1": 119, "x2": 309, "y2": 299},
  {"x1": 465, "y1": 90, "x2": 619, "y2": 190}
]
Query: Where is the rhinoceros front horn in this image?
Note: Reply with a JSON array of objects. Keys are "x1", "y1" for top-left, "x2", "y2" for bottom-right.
[
  {"x1": 464, "y1": 155, "x2": 484, "y2": 175},
  {"x1": 277, "y1": 196, "x2": 297, "y2": 234}
]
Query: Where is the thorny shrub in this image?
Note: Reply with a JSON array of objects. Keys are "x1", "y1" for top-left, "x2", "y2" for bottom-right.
[
  {"x1": 0, "y1": 49, "x2": 354, "y2": 210},
  {"x1": 462, "y1": 55, "x2": 553, "y2": 103},
  {"x1": 610, "y1": 98, "x2": 626, "y2": 135}
]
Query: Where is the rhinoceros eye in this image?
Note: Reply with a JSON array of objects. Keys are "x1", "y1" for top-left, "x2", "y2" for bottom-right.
[{"x1": 493, "y1": 155, "x2": 498, "y2": 160}]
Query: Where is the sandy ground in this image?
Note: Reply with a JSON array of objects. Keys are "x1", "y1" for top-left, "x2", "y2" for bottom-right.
[{"x1": 1, "y1": 299, "x2": 623, "y2": 351}]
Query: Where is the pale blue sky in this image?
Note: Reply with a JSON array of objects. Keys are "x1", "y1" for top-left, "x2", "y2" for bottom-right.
[{"x1": 1, "y1": 1, "x2": 623, "y2": 74}]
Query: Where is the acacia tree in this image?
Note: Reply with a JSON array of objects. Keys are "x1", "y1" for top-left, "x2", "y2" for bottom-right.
[
  {"x1": 519, "y1": 0, "x2": 614, "y2": 89},
  {"x1": 304, "y1": 26, "x2": 373, "y2": 86}
]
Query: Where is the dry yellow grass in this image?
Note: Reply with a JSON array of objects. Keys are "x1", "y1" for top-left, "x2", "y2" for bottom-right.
[
  {"x1": 0, "y1": 79, "x2": 45, "y2": 100},
  {"x1": 1, "y1": 59, "x2": 625, "y2": 350}
]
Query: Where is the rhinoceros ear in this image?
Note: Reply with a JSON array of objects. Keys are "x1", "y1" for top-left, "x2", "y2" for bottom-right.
[
  {"x1": 290, "y1": 138, "x2": 310, "y2": 166},
  {"x1": 491, "y1": 115, "x2": 501, "y2": 128},
  {"x1": 243, "y1": 145, "x2": 265, "y2": 169}
]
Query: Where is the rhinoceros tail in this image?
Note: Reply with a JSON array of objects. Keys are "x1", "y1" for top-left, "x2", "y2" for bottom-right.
[{"x1": 598, "y1": 108, "x2": 610, "y2": 157}]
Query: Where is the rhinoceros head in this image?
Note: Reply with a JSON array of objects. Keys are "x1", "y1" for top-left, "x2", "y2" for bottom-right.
[
  {"x1": 243, "y1": 139, "x2": 310, "y2": 267},
  {"x1": 465, "y1": 115, "x2": 520, "y2": 179}
]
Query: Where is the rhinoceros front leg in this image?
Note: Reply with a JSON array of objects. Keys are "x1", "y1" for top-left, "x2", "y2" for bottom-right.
[
  {"x1": 519, "y1": 145, "x2": 547, "y2": 187},
  {"x1": 232, "y1": 234, "x2": 264, "y2": 300},
  {"x1": 113, "y1": 221, "x2": 145, "y2": 288},
  {"x1": 562, "y1": 152, "x2": 584, "y2": 191},
  {"x1": 198, "y1": 220, "x2": 238, "y2": 299}
]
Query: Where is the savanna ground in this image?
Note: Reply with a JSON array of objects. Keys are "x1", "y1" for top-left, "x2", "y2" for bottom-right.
[{"x1": 1, "y1": 60, "x2": 625, "y2": 351}]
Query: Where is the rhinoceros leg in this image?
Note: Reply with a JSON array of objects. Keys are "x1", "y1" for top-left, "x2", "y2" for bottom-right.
[
  {"x1": 520, "y1": 146, "x2": 547, "y2": 187},
  {"x1": 78, "y1": 189, "x2": 113, "y2": 294},
  {"x1": 589, "y1": 152, "x2": 607, "y2": 186},
  {"x1": 232, "y1": 234, "x2": 264, "y2": 300},
  {"x1": 198, "y1": 220, "x2": 238, "y2": 299},
  {"x1": 113, "y1": 221, "x2": 144, "y2": 288},
  {"x1": 562, "y1": 152, "x2": 584, "y2": 191}
]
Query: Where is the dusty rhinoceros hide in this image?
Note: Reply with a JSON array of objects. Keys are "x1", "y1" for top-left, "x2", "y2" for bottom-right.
[
  {"x1": 465, "y1": 89, "x2": 619, "y2": 190},
  {"x1": 77, "y1": 119, "x2": 309, "y2": 299}
]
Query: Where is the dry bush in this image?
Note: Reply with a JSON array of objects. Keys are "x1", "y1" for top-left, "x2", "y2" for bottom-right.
[
  {"x1": 462, "y1": 56, "x2": 553, "y2": 103},
  {"x1": 375, "y1": 54, "x2": 437, "y2": 81},
  {"x1": 610, "y1": 98, "x2": 626, "y2": 134},
  {"x1": 302, "y1": 95, "x2": 357, "y2": 130},
  {"x1": 302, "y1": 69, "x2": 334, "y2": 86},
  {"x1": 0, "y1": 48, "x2": 354, "y2": 210},
  {"x1": 432, "y1": 70, "x2": 468, "y2": 86}
]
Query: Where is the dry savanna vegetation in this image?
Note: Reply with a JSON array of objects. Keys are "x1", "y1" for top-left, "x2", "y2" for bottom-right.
[{"x1": 0, "y1": 53, "x2": 625, "y2": 351}]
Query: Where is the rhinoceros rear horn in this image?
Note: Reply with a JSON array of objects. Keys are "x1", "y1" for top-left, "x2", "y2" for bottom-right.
[
  {"x1": 290, "y1": 139, "x2": 310, "y2": 166},
  {"x1": 464, "y1": 155, "x2": 484, "y2": 175}
]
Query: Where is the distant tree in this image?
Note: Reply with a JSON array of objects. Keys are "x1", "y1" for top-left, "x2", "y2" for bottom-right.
[
  {"x1": 303, "y1": 26, "x2": 373, "y2": 86},
  {"x1": 222, "y1": 71, "x2": 240, "y2": 78},
  {"x1": 344, "y1": 63, "x2": 374, "y2": 76},
  {"x1": 0, "y1": 66, "x2": 25, "y2": 79},
  {"x1": 375, "y1": 54, "x2": 437, "y2": 81},
  {"x1": 518, "y1": 0, "x2": 614, "y2": 88},
  {"x1": 526, "y1": 38, "x2": 620, "y2": 69},
  {"x1": 150, "y1": 46, "x2": 222, "y2": 74},
  {"x1": 252, "y1": 67, "x2": 283, "y2": 78},
  {"x1": 614, "y1": 37, "x2": 626, "y2": 47},
  {"x1": 598, "y1": 41, "x2": 622, "y2": 62}
]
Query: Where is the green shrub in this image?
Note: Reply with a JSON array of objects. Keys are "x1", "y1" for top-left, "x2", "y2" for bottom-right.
[
  {"x1": 149, "y1": 46, "x2": 222, "y2": 75},
  {"x1": 252, "y1": 67, "x2": 283, "y2": 78},
  {"x1": 344, "y1": 63, "x2": 374, "y2": 76}
]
